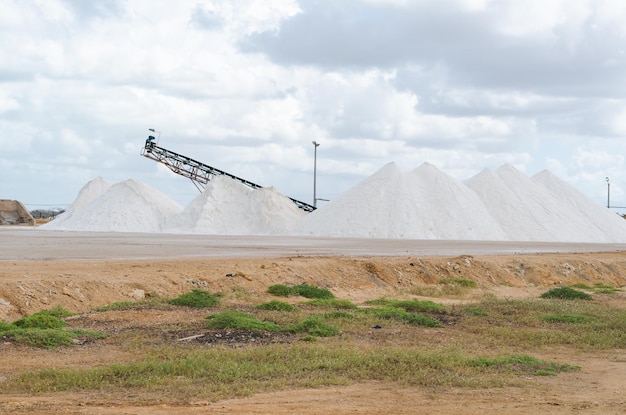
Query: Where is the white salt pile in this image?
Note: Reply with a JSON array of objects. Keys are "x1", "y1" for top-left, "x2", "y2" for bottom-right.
[
  {"x1": 41, "y1": 162, "x2": 626, "y2": 243},
  {"x1": 41, "y1": 177, "x2": 112, "y2": 229},
  {"x1": 295, "y1": 162, "x2": 626, "y2": 243},
  {"x1": 42, "y1": 179, "x2": 182, "y2": 232},
  {"x1": 164, "y1": 175, "x2": 306, "y2": 235},
  {"x1": 293, "y1": 162, "x2": 507, "y2": 240},
  {"x1": 532, "y1": 170, "x2": 626, "y2": 242}
]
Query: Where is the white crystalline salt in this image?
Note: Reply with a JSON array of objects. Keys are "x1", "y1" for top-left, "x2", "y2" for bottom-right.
[
  {"x1": 164, "y1": 175, "x2": 306, "y2": 235},
  {"x1": 39, "y1": 161, "x2": 626, "y2": 243},
  {"x1": 41, "y1": 177, "x2": 112, "y2": 229},
  {"x1": 43, "y1": 179, "x2": 182, "y2": 232},
  {"x1": 294, "y1": 162, "x2": 508, "y2": 240},
  {"x1": 533, "y1": 170, "x2": 626, "y2": 243}
]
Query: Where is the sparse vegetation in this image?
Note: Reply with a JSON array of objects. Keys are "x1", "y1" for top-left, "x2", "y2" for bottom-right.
[
  {"x1": 267, "y1": 283, "x2": 335, "y2": 299},
  {"x1": 169, "y1": 289, "x2": 220, "y2": 307},
  {"x1": 256, "y1": 300, "x2": 297, "y2": 312},
  {"x1": 540, "y1": 286, "x2": 592, "y2": 300},
  {"x1": 205, "y1": 310, "x2": 281, "y2": 331},
  {"x1": 366, "y1": 298, "x2": 445, "y2": 312},
  {"x1": 0, "y1": 307, "x2": 106, "y2": 349},
  {"x1": 439, "y1": 277, "x2": 478, "y2": 288}
]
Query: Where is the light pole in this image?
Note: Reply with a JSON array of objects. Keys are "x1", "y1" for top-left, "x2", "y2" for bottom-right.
[
  {"x1": 606, "y1": 177, "x2": 610, "y2": 208},
  {"x1": 312, "y1": 141, "x2": 320, "y2": 207}
]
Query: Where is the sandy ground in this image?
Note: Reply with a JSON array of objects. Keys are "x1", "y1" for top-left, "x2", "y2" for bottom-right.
[{"x1": 1, "y1": 229, "x2": 625, "y2": 414}]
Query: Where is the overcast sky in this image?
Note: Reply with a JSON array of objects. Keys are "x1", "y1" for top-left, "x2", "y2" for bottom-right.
[{"x1": 2, "y1": 0, "x2": 625, "y2": 214}]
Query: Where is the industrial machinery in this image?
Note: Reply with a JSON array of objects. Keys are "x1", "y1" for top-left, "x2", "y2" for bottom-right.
[{"x1": 140, "y1": 137, "x2": 316, "y2": 212}]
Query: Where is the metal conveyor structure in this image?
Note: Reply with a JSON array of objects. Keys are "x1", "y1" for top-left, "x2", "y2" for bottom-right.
[{"x1": 140, "y1": 139, "x2": 316, "y2": 212}]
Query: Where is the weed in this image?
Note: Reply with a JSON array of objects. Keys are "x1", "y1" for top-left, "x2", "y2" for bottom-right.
[
  {"x1": 256, "y1": 300, "x2": 296, "y2": 312},
  {"x1": 13, "y1": 314, "x2": 66, "y2": 330},
  {"x1": 305, "y1": 299, "x2": 357, "y2": 309},
  {"x1": 366, "y1": 298, "x2": 445, "y2": 313},
  {"x1": 323, "y1": 311, "x2": 354, "y2": 319},
  {"x1": 439, "y1": 278, "x2": 478, "y2": 288},
  {"x1": 285, "y1": 316, "x2": 340, "y2": 337},
  {"x1": 169, "y1": 289, "x2": 219, "y2": 307},
  {"x1": 541, "y1": 314, "x2": 596, "y2": 324},
  {"x1": 469, "y1": 354, "x2": 578, "y2": 376},
  {"x1": 463, "y1": 307, "x2": 487, "y2": 316},
  {"x1": 205, "y1": 310, "x2": 281, "y2": 331},
  {"x1": 267, "y1": 283, "x2": 335, "y2": 299},
  {"x1": 362, "y1": 306, "x2": 443, "y2": 328},
  {"x1": 293, "y1": 284, "x2": 334, "y2": 299},
  {"x1": 267, "y1": 284, "x2": 292, "y2": 297},
  {"x1": 540, "y1": 287, "x2": 592, "y2": 300}
]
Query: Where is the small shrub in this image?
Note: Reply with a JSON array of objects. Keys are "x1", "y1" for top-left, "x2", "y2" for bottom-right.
[
  {"x1": 293, "y1": 284, "x2": 334, "y2": 299},
  {"x1": 439, "y1": 278, "x2": 478, "y2": 288},
  {"x1": 256, "y1": 300, "x2": 296, "y2": 312},
  {"x1": 10, "y1": 328, "x2": 75, "y2": 349},
  {"x1": 267, "y1": 284, "x2": 293, "y2": 297},
  {"x1": 540, "y1": 287, "x2": 591, "y2": 300},
  {"x1": 286, "y1": 316, "x2": 340, "y2": 337},
  {"x1": 169, "y1": 289, "x2": 219, "y2": 307},
  {"x1": 323, "y1": 311, "x2": 354, "y2": 319},
  {"x1": 205, "y1": 310, "x2": 281, "y2": 331},
  {"x1": 13, "y1": 314, "x2": 66, "y2": 330}
]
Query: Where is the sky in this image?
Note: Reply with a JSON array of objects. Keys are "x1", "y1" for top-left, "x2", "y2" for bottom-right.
[{"x1": 1, "y1": 0, "x2": 625, "y2": 214}]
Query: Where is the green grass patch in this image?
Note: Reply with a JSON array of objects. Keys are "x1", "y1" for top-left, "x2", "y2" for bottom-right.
[
  {"x1": 4, "y1": 345, "x2": 577, "y2": 400},
  {"x1": 267, "y1": 283, "x2": 335, "y2": 299},
  {"x1": 305, "y1": 299, "x2": 357, "y2": 309},
  {"x1": 362, "y1": 307, "x2": 443, "y2": 328},
  {"x1": 285, "y1": 316, "x2": 341, "y2": 337},
  {"x1": 205, "y1": 310, "x2": 281, "y2": 332},
  {"x1": 366, "y1": 298, "x2": 445, "y2": 313},
  {"x1": 1, "y1": 307, "x2": 108, "y2": 349},
  {"x1": 267, "y1": 284, "x2": 292, "y2": 297},
  {"x1": 463, "y1": 307, "x2": 487, "y2": 316},
  {"x1": 469, "y1": 354, "x2": 579, "y2": 376},
  {"x1": 541, "y1": 314, "x2": 596, "y2": 324},
  {"x1": 540, "y1": 287, "x2": 592, "y2": 300},
  {"x1": 169, "y1": 289, "x2": 219, "y2": 308},
  {"x1": 439, "y1": 277, "x2": 478, "y2": 288},
  {"x1": 323, "y1": 311, "x2": 355, "y2": 320},
  {"x1": 13, "y1": 313, "x2": 66, "y2": 330},
  {"x1": 256, "y1": 300, "x2": 297, "y2": 312},
  {"x1": 456, "y1": 298, "x2": 626, "y2": 349},
  {"x1": 293, "y1": 284, "x2": 334, "y2": 299}
]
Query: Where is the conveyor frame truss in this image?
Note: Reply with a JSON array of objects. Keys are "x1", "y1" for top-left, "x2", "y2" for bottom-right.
[{"x1": 140, "y1": 141, "x2": 315, "y2": 212}]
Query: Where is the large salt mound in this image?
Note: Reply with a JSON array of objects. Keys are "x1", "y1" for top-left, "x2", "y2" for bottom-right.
[
  {"x1": 533, "y1": 170, "x2": 626, "y2": 243},
  {"x1": 294, "y1": 162, "x2": 508, "y2": 240},
  {"x1": 465, "y1": 164, "x2": 608, "y2": 242},
  {"x1": 43, "y1": 179, "x2": 182, "y2": 232},
  {"x1": 164, "y1": 175, "x2": 307, "y2": 235},
  {"x1": 41, "y1": 177, "x2": 112, "y2": 229}
]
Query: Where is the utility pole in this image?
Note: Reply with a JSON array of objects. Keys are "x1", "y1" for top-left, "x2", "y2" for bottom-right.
[
  {"x1": 606, "y1": 177, "x2": 610, "y2": 208},
  {"x1": 312, "y1": 141, "x2": 320, "y2": 207}
]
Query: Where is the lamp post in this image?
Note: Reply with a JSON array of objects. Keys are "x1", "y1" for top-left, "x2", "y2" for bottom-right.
[
  {"x1": 606, "y1": 177, "x2": 610, "y2": 208},
  {"x1": 312, "y1": 141, "x2": 320, "y2": 207}
]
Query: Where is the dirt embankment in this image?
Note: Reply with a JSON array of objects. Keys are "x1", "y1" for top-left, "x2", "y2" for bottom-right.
[{"x1": 2, "y1": 252, "x2": 626, "y2": 321}]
